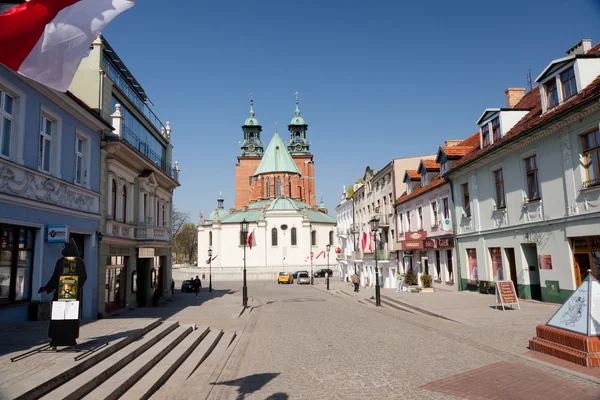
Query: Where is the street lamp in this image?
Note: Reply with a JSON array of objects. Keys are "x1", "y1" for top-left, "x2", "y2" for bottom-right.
[
  {"x1": 208, "y1": 248, "x2": 213, "y2": 292},
  {"x1": 326, "y1": 244, "x2": 331, "y2": 290},
  {"x1": 370, "y1": 216, "x2": 381, "y2": 307},
  {"x1": 240, "y1": 219, "x2": 249, "y2": 308},
  {"x1": 310, "y1": 251, "x2": 314, "y2": 285}
]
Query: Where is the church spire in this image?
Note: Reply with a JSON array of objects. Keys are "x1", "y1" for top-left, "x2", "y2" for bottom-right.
[
  {"x1": 294, "y1": 91, "x2": 301, "y2": 117},
  {"x1": 240, "y1": 93, "x2": 263, "y2": 157},
  {"x1": 288, "y1": 91, "x2": 310, "y2": 155}
]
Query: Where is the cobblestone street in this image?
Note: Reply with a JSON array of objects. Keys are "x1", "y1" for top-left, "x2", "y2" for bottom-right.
[{"x1": 204, "y1": 279, "x2": 600, "y2": 400}]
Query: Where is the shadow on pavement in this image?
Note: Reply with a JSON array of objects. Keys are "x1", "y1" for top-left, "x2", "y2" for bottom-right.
[{"x1": 211, "y1": 372, "x2": 281, "y2": 400}]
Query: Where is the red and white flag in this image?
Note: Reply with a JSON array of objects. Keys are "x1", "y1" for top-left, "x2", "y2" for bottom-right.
[
  {"x1": 361, "y1": 231, "x2": 372, "y2": 252},
  {"x1": 247, "y1": 229, "x2": 257, "y2": 250},
  {"x1": 0, "y1": 0, "x2": 136, "y2": 91}
]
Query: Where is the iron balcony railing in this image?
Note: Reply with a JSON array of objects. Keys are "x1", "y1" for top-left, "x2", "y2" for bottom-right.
[
  {"x1": 582, "y1": 178, "x2": 600, "y2": 190},
  {"x1": 121, "y1": 125, "x2": 178, "y2": 180}
]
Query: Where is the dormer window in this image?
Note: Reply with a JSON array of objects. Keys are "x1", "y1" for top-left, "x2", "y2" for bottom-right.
[
  {"x1": 441, "y1": 162, "x2": 447, "y2": 175},
  {"x1": 560, "y1": 67, "x2": 577, "y2": 100},
  {"x1": 482, "y1": 124, "x2": 490, "y2": 147},
  {"x1": 491, "y1": 117, "x2": 501, "y2": 142},
  {"x1": 545, "y1": 79, "x2": 559, "y2": 109}
]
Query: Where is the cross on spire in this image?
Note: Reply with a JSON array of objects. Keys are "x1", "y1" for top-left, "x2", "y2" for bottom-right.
[
  {"x1": 274, "y1": 121, "x2": 278, "y2": 133},
  {"x1": 248, "y1": 93, "x2": 255, "y2": 117},
  {"x1": 294, "y1": 91, "x2": 300, "y2": 115}
]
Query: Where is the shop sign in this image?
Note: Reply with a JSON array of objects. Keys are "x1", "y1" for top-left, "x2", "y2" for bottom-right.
[
  {"x1": 538, "y1": 254, "x2": 552, "y2": 270},
  {"x1": 438, "y1": 238, "x2": 454, "y2": 248},
  {"x1": 402, "y1": 240, "x2": 423, "y2": 250},
  {"x1": 424, "y1": 239, "x2": 437, "y2": 248},
  {"x1": 495, "y1": 280, "x2": 520, "y2": 310},
  {"x1": 139, "y1": 248, "x2": 155, "y2": 258},
  {"x1": 110, "y1": 246, "x2": 132, "y2": 256},
  {"x1": 47, "y1": 225, "x2": 69, "y2": 243},
  {"x1": 405, "y1": 231, "x2": 427, "y2": 241}
]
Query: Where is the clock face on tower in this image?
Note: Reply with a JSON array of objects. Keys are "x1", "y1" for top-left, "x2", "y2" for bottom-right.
[
  {"x1": 295, "y1": 144, "x2": 302, "y2": 151},
  {"x1": 248, "y1": 145, "x2": 255, "y2": 152}
]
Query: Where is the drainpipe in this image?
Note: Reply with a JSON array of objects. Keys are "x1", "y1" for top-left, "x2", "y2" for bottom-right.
[{"x1": 448, "y1": 179, "x2": 462, "y2": 290}]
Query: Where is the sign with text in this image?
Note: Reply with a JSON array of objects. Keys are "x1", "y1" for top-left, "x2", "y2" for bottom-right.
[
  {"x1": 437, "y1": 237, "x2": 454, "y2": 248},
  {"x1": 425, "y1": 239, "x2": 437, "y2": 248},
  {"x1": 402, "y1": 240, "x2": 423, "y2": 250},
  {"x1": 405, "y1": 231, "x2": 427, "y2": 241},
  {"x1": 495, "y1": 280, "x2": 520, "y2": 311},
  {"x1": 538, "y1": 254, "x2": 552, "y2": 270},
  {"x1": 138, "y1": 248, "x2": 155, "y2": 258},
  {"x1": 47, "y1": 225, "x2": 69, "y2": 243}
]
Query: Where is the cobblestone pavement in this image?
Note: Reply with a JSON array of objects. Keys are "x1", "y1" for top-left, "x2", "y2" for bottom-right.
[{"x1": 203, "y1": 280, "x2": 600, "y2": 400}]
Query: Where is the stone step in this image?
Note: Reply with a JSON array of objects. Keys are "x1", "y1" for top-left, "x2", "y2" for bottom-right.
[
  {"x1": 82, "y1": 324, "x2": 193, "y2": 400},
  {"x1": 120, "y1": 325, "x2": 210, "y2": 400},
  {"x1": 12, "y1": 319, "x2": 162, "y2": 400},
  {"x1": 40, "y1": 320, "x2": 179, "y2": 400},
  {"x1": 152, "y1": 329, "x2": 223, "y2": 399},
  {"x1": 379, "y1": 294, "x2": 457, "y2": 322}
]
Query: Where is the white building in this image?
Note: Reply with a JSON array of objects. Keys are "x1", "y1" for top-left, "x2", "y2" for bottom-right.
[
  {"x1": 335, "y1": 186, "x2": 354, "y2": 281},
  {"x1": 445, "y1": 39, "x2": 600, "y2": 303}
]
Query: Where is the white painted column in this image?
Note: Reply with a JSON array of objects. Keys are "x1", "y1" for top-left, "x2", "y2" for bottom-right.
[
  {"x1": 128, "y1": 182, "x2": 134, "y2": 224},
  {"x1": 107, "y1": 172, "x2": 114, "y2": 219},
  {"x1": 148, "y1": 194, "x2": 155, "y2": 226},
  {"x1": 139, "y1": 192, "x2": 146, "y2": 224}
]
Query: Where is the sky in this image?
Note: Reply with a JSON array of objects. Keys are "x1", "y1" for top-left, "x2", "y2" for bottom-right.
[{"x1": 100, "y1": 0, "x2": 600, "y2": 221}]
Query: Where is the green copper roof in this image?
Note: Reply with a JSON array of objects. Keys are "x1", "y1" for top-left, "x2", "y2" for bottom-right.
[
  {"x1": 289, "y1": 93, "x2": 306, "y2": 126},
  {"x1": 254, "y1": 132, "x2": 300, "y2": 175},
  {"x1": 247, "y1": 199, "x2": 271, "y2": 209},
  {"x1": 243, "y1": 96, "x2": 260, "y2": 126},
  {"x1": 306, "y1": 209, "x2": 336, "y2": 223},
  {"x1": 219, "y1": 210, "x2": 261, "y2": 223},
  {"x1": 269, "y1": 196, "x2": 299, "y2": 211}
]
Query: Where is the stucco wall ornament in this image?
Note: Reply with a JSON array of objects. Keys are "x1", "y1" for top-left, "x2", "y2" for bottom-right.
[
  {"x1": 567, "y1": 203, "x2": 579, "y2": 216},
  {"x1": 584, "y1": 195, "x2": 600, "y2": 211},
  {"x1": 560, "y1": 133, "x2": 573, "y2": 168},
  {"x1": 492, "y1": 209, "x2": 508, "y2": 228},
  {"x1": 0, "y1": 164, "x2": 96, "y2": 213}
]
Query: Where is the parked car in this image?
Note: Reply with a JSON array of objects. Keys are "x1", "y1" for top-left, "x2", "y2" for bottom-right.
[
  {"x1": 292, "y1": 270, "x2": 309, "y2": 279},
  {"x1": 278, "y1": 272, "x2": 293, "y2": 284},
  {"x1": 313, "y1": 269, "x2": 333, "y2": 278},
  {"x1": 297, "y1": 272, "x2": 311, "y2": 285},
  {"x1": 181, "y1": 280, "x2": 194, "y2": 292}
]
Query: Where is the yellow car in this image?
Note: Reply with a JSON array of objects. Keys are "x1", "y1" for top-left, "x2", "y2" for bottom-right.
[{"x1": 278, "y1": 272, "x2": 293, "y2": 284}]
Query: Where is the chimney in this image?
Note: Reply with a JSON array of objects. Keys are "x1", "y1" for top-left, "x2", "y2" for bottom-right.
[
  {"x1": 566, "y1": 39, "x2": 592, "y2": 56},
  {"x1": 444, "y1": 140, "x2": 462, "y2": 147},
  {"x1": 505, "y1": 88, "x2": 525, "y2": 108}
]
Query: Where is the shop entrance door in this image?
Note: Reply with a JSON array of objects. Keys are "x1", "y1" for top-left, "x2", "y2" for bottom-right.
[
  {"x1": 505, "y1": 248, "x2": 519, "y2": 297},
  {"x1": 105, "y1": 266, "x2": 126, "y2": 313},
  {"x1": 574, "y1": 253, "x2": 591, "y2": 287}
]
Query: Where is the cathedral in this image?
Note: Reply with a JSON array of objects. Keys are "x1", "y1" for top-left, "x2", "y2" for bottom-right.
[{"x1": 197, "y1": 95, "x2": 337, "y2": 278}]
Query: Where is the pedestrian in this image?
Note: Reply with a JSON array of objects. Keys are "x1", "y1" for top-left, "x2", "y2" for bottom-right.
[
  {"x1": 194, "y1": 275, "x2": 201, "y2": 298},
  {"x1": 351, "y1": 273, "x2": 360, "y2": 292},
  {"x1": 396, "y1": 269, "x2": 405, "y2": 293},
  {"x1": 171, "y1": 279, "x2": 175, "y2": 295}
]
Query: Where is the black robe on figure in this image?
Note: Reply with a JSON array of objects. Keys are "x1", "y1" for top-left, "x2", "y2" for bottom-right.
[{"x1": 39, "y1": 239, "x2": 87, "y2": 346}]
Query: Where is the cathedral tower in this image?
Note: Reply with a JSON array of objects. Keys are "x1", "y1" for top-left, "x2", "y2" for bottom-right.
[
  {"x1": 235, "y1": 95, "x2": 264, "y2": 208},
  {"x1": 287, "y1": 92, "x2": 316, "y2": 206}
]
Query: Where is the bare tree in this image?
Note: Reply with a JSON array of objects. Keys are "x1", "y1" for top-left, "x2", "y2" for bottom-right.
[
  {"x1": 174, "y1": 223, "x2": 197, "y2": 264},
  {"x1": 171, "y1": 208, "x2": 190, "y2": 238}
]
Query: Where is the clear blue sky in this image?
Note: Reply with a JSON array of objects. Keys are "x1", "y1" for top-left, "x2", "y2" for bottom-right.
[{"x1": 101, "y1": 0, "x2": 600, "y2": 221}]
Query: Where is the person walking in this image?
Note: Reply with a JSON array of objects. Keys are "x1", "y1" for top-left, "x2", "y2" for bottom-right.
[
  {"x1": 194, "y1": 275, "x2": 201, "y2": 298},
  {"x1": 351, "y1": 273, "x2": 360, "y2": 292},
  {"x1": 396, "y1": 269, "x2": 405, "y2": 293},
  {"x1": 171, "y1": 279, "x2": 175, "y2": 295}
]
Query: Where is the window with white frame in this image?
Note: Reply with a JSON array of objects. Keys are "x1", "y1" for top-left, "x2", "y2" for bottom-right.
[
  {"x1": 418, "y1": 207, "x2": 423, "y2": 230},
  {"x1": 406, "y1": 211, "x2": 411, "y2": 232},
  {"x1": 74, "y1": 135, "x2": 87, "y2": 185},
  {"x1": 431, "y1": 200, "x2": 439, "y2": 226},
  {"x1": 398, "y1": 212, "x2": 404, "y2": 234},
  {"x1": 442, "y1": 198, "x2": 449, "y2": 220},
  {"x1": 39, "y1": 115, "x2": 53, "y2": 172},
  {"x1": 0, "y1": 90, "x2": 14, "y2": 158}
]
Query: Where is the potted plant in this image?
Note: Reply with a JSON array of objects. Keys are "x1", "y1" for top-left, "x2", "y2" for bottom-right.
[{"x1": 421, "y1": 274, "x2": 434, "y2": 293}]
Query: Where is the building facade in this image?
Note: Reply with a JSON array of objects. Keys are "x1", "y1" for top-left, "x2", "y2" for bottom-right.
[
  {"x1": 335, "y1": 186, "x2": 354, "y2": 281},
  {"x1": 445, "y1": 39, "x2": 600, "y2": 303},
  {"x1": 69, "y1": 35, "x2": 180, "y2": 315},
  {"x1": 0, "y1": 65, "x2": 111, "y2": 321}
]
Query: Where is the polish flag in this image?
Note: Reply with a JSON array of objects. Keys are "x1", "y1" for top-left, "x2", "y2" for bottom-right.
[
  {"x1": 0, "y1": 0, "x2": 136, "y2": 92},
  {"x1": 361, "y1": 231, "x2": 371, "y2": 253},
  {"x1": 369, "y1": 232, "x2": 374, "y2": 252},
  {"x1": 247, "y1": 229, "x2": 257, "y2": 250}
]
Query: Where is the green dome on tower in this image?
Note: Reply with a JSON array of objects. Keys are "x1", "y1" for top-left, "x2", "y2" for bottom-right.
[
  {"x1": 244, "y1": 95, "x2": 260, "y2": 126},
  {"x1": 289, "y1": 92, "x2": 306, "y2": 126}
]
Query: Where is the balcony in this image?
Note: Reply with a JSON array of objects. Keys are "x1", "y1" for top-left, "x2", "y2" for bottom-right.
[
  {"x1": 582, "y1": 178, "x2": 600, "y2": 191},
  {"x1": 105, "y1": 221, "x2": 135, "y2": 240},
  {"x1": 379, "y1": 215, "x2": 390, "y2": 227},
  {"x1": 121, "y1": 125, "x2": 178, "y2": 181},
  {"x1": 352, "y1": 251, "x2": 363, "y2": 260},
  {"x1": 363, "y1": 249, "x2": 390, "y2": 260},
  {"x1": 135, "y1": 226, "x2": 170, "y2": 241}
]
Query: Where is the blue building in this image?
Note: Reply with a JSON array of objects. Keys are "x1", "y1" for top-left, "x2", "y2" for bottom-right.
[{"x1": 0, "y1": 65, "x2": 112, "y2": 321}]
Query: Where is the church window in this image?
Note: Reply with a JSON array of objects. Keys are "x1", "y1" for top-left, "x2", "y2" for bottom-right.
[
  {"x1": 295, "y1": 132, "x2": 301, "y2": 142},
  {"x1": 209, "y1": 231, "x2": 213, "y2": 246},
  {"x1": 311, "y1": 230, "x2": 316, "y2": 246},
  {"x1": 288, "y1": 178, "x2": 292, "y2": 197},
  {"x1": 276, "y1": 177, "x2": 283, "y2": 197},
  {"x1": 272, "y1": 228, "x2": 278, "y2": 246},
  {"x1": 329, "y1": 230, "x2": 334, "y2": 245},
  {"x1": 291, "y1": 228, "x2": 297, "y2": 246},
  {"x1": 265, "y1": 178, "x2": 271, "y2": 198}
]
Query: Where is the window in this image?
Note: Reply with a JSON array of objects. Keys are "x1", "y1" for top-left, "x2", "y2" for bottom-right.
[
  {"x1": 493, "y1": 169, "x2": 505, "y2": 208},
  {"x1": 39, "y1": 115, "x2": 53, "y2": 172},
  {"x1": 311, "y1": 230, "x2": 316, "y2": 246},
  {"x1": 582, "y1": 129, "x2": 600, "y2": 187},
  {"x1": 111, "y1": 180, "x2": 117, "y2": 219},
  {"x1": 462, "y1": 183, "x2": 471, "y2": 217},
  {"x1": 406, "y1": 212, "x2": 411, "y2": 232},
  {"x1": 295, "y1": 132, "x2": 301, "y2": 142},
  {"x1": 276, "y1": 177, "x2": 283, "y2": 197},
  {"x1": 0, "y1": 90, "x2": 14, "y2": 158},
  {"x1": 398, "y1": 213, "x2": 404, "y2": 233},
  {"x1": 491, "y1": 117, "x2": 501, "y2": 142},
  {"x1": 432, "y1": 201, "x2": 438, "y2": 227},
  {"x1": 122, "y1": 185, "x2": 127, "y2": 222},
  {"x1": 447, "y1": 250, "x2": 453, "y2": 282},
  {"x1": 435, "y1": 250, "x2": 441, "y2": 280},
  {"x1": 442, "y1": 198, "x2": 449, "y2": 220},
  {"x1": 482, "y1": 124, "x2": 490, "y2": 147},
  {"x1": 418, "y1": 207, "x2": 423, "y2": 230},
  {"x1": 265, "y1": 178, "x2": 271, "y2": 198},
  {"x1": 524, "y1": 155, "x2": 540, "y2": 201},
  {"x1": 329, "y1": 230, "x2": 334, "y2": 245},
  {"x1": 545, "y1": 79, "x2": 558, "y2": 109},
  {"x1": 288, "y1": 178, "x2": 292, "y2": 197},
  {"x1": 75, "y1": 136, "x2": 85, "y2": 185},
  {"x1": 561, "y1": 67, "x2": 577, "y2": 100},
  {"x1": 272, "y1": 228, "x2": 278, "y2": 246},
  {"x1": 155, "y1": 199, "x2": 159, "y2": 226},
  {"x1": 0, "y1": 225, "x2": 35, "y2": 304},
  {"x1": 291, "y1": 227, "x2": 297, "y2": 246},
  {"x1": 209, "y1": 231, "x2": 213, "y2": 246}
]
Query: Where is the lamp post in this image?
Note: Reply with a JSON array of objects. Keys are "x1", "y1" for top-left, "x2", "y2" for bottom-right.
[
  {"x1": 326, "y1": 244, "x2": 331, "y2": 290},
  {"x1": 370, "y1": 216, "x2": 381, "y2": 307},
  {"x1": 310, "y1": 251, "x2": 314, "y2": 285},
  {"x1": 208, "y1": 248, "x2": 212, "y2": 292},
  {"x1": 240, "y1": 219, "x2": 249, "y2": 308}
]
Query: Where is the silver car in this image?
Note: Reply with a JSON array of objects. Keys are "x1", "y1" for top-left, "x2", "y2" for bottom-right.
[{"x1": 297, "y1": 272, "x2": 311, "y2": 285}]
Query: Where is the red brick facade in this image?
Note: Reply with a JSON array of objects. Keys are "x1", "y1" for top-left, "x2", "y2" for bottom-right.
[{"x1": 529, "y1": 325, "x2": 600, "y2": 367}]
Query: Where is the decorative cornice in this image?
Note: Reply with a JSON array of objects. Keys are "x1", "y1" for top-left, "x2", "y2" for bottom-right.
[{"x1": 0, "y1": 159, "x2": 99, "y2": 214}]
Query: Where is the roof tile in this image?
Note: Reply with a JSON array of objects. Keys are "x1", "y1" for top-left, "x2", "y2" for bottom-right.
[{"x1": 421, "y1": 160, "x2": 441, "y2": 170}]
